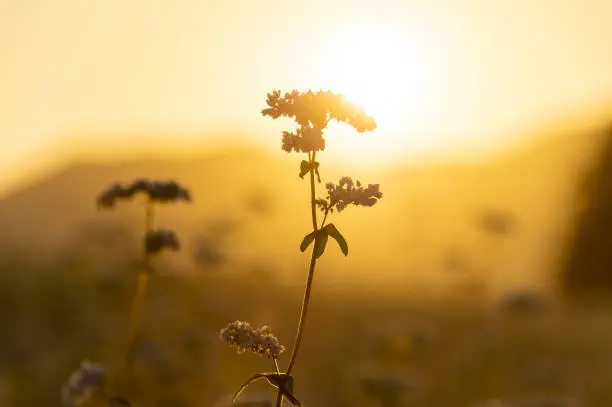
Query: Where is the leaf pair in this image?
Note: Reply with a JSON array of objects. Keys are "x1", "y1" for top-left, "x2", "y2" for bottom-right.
[
  {"x1": 233, "y1": 372, "x2": 301, "y2": 406},
  {"x1": 298, "y1": 160, "x2": 321, "y2": 183},
  {"x1": 300, "y1": 223, "x2": 348, "y2": 259}
]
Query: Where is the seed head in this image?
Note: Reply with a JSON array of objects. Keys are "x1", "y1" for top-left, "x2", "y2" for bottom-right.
[
  {"x1": 61, "y1": 361, "x2": 107, "y2": 407},
  {"x1": 220, "y1": 321, "x2": 285, "y2": 358}
]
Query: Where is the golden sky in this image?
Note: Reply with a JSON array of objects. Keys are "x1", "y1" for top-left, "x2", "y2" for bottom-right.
[{"x1": 2, "y1": 0, "x2": 612, "y2": 192}]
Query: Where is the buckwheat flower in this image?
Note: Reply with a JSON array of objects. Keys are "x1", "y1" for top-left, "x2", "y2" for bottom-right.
[
  {"x1": 263, "y1": 89, "x2": 376, "y2": 153},
  {"x1": 325, "y1": 177, "x2": 383, "y2": 212},
  {"x1": 281, "y1": 131, "x2": 299, "y2": 153},
  {"x1": 61, "y1": 361, "x2": 107, "y2": 407},
  {"x1": 315, "y1": 198, "x2": 329, "y2": 212},
  {"x1": 126, "y1": 178, "x2": 153, "y2": 196},
  {"x1": 296, "y1": 126, "x2": 325, "y2": 153},
  {"x1": 148, "y1": 180, "x2": 191, "y2": 203},
  {"x1": 97, "y1": 183, "x2": 132, "y2": 209},
  {"x1": 220, "y1": 320, "x2": 254, "y2": 353},
  {"x1": 220, "y1": 321, "x2": 285, "y2": 358},
  {"x1": 281, "y1": 126, "x2": 325, "y2": 153},
  {"x1": 126, "y1": 179, "x2": 191, "y2": 203},
  {"x1": 145, "y1": 229, "x2": 180, "y2": 254},
  {"x1": 251, "y1": 325, "x2": 286, "y2": 357}
]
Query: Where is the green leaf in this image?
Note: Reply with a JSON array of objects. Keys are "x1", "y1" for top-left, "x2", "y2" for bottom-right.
[
  {"x1": 299, "y1": 160, "x2": 310, "y2": 179},
  {"x1": 232, "y1": 373, "x2": 269, "y2": 403},
  {"x1": 314, "y1": 230, "x2": 329, "y2": 259},
  {"x1": 265, "y1": 374, "x2": 301, "y2": 406},
  {"x1": 324, "y1": 223, "x2": 349, "y2": 256},
  {"x1": 300, "y1": 230, "x2": 317, "y2": 252}
]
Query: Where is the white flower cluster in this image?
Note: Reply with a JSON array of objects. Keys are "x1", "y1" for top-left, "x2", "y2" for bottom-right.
[
  {"x1": 61, "y1": 361, "x2": 107, "y2": 407},
  {"x1": 220, "y1": 321, "x2": 285, "y2": 358}
]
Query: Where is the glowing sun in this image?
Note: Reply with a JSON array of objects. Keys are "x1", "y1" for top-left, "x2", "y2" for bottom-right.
[{"x1": 316, "y1": 23, "x2": 444, "y2": 164}]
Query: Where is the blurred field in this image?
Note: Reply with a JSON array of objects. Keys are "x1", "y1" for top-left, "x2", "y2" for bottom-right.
[{"x1": 3, "y1": 115, "x2": 612, "y2": 406}]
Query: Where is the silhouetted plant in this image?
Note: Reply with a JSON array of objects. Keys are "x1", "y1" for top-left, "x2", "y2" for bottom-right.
[
  {"x1": 61, "y1": 179, "x2": 190, "y2": 406},
  {"x1": 220, "y1": 89, "x2": 382, "y2": 406}
]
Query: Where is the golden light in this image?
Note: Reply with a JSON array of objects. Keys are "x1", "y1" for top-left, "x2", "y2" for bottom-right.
[{"x1": 315, "y1": 22, "x2": 447, "y2": 166}]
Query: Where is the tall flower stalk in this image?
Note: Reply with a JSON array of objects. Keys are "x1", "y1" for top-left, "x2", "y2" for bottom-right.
[
  {"x1": 92, "y1": 179, "x2": 189, "y2": 401},
  {"x1": 123, "y1": 197, "x2": 154, "y2": 390},
  {"x1": 220, "y1": 89, "x2": 383, "y2": 406}
]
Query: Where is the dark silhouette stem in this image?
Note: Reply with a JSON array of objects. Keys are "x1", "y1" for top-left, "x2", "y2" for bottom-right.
[
  {"x1": 123, "y1": 199, "x2": 154, "y2": 394},
  {"x1": 320, "y1": 208, "x2": 329, "y2": 229},
  {"x1": 309, "y1": 152, "x2": 318, "y2": 230},
  {"x1": 286, "y1": 151, "x2": 319, "y2": 375},
  {"x1": 286, "y1": 248, "x2": 317, "y2": 375}
]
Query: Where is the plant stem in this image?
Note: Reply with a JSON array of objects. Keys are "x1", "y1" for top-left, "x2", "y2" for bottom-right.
[
  {"x1": 286, "y1": 249, "x2": 317, "y2": 375},
  {"x1": 123, "y1": 199, "x2": 154, "y2": 393},
  {"x1": 320, "y1": 209, "x2": 329, "y2": 229},
  {"x1": 286, "y1": 152, "x2": 319, "y2": 375},
  {"x1": 309, "y1": 152, "x2": 318, "y2": 230}
]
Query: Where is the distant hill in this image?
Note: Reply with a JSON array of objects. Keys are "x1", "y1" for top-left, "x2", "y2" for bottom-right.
[{"x1": 0, "y1": 116, "x2": 610, "y2": 301}]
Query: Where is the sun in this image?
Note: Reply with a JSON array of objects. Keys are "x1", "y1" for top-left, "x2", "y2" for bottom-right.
[{"x1": 315, "y1": 22, "x2": 445, "y2": 166}]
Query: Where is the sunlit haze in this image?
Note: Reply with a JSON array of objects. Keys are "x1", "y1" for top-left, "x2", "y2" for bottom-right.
[
  {"x1": 2, "y1": 0, "x2": 612, "y2": 193},
  {"x1": 6, "y1": 3, "x2": 612, "y2": 405}
]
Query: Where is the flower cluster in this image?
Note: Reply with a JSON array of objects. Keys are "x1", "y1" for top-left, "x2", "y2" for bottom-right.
[
  {"x1": 262, "y1": 90, "x2": 377, "y2": 132},
  {"x1": 220, "y1": 321, "x2": 286, "y2": 358},
  {"x1": 61, "y1": 361, "x2": 107, "y2": 407},
  {"x1": 262, "y1": 90, "x2": 377, "y2": 153},
  {"x1": 317, "y1": 177, "x2": 383, "y2": 212},
  {"x1": 145, "y1": 229, "x2": 180, "y2": 254},
  {"x1": 281, "y1": 126, "x2": 325, "y2": 153},
  {"x1": 97, "y1": 179, "x2": 191, "y2": 209}
]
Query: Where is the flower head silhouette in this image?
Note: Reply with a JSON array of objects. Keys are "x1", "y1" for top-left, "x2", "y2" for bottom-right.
[
  {"x1": 319, "y1": 177, "x2": 383, "y2": 213},
  {"x1": 262, "y1": 90, "x2": 376, "y2": 154}
]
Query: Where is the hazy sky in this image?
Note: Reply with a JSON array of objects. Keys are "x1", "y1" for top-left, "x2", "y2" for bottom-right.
[{"x1": 2, "y1": 0, "x2": 612, "y2": 191}]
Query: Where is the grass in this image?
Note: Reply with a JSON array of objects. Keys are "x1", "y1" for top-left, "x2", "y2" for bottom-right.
[{"x1": 1, "y1": 264, "x2": 612, "y2": 406}]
